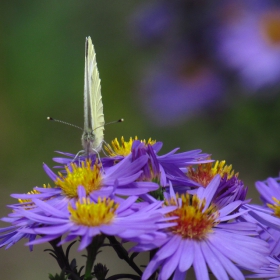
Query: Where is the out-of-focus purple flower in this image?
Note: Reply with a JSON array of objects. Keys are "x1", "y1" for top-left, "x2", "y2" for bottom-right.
[
  {"x1": 139, "y1": 57, "x2": 224, "y2": 126},
  {"x1": 131, "y1": 1, "x2": 225, "y2": 126},
  {"x1": 19, "y1": 186, "x2": 177, "y2": 251},
  {"x1": 216, "y1": 1, "x2": 280, "y2": 90},
  {"x1": 134, "y1": 175, "x2": 269, "y2": 279},
  {"x1": 130, "y1": 2, "x2": 175, "y2": 44}
]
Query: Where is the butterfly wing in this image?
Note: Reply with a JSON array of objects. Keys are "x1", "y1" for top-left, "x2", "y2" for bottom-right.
[{"x1": 82, "y1": 37, "x2": 105, "y2": 154}]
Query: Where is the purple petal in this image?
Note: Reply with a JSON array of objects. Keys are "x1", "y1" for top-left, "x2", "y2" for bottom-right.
[
  {"x1": 193, "y1": 242, "x2": 209, "y2": 280},
  {"x1": 34, "y1": 224, "x2": 72, "y2": 235},
  {"x1": 160, "y1": 238, "x2": 184, "y2": 278},
  {"x1": 201, "y1": 241, "x2": 228, "y2": 279},
  {"x1": 43, "y1": 163, "x2": 58, "y2": 181},
  {"x1": 179, "y1": 239, "x2": 194, "y2": 271}
]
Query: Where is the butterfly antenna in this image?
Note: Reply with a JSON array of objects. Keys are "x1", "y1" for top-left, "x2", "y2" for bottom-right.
[
  {"x1": 93, "y1": 118, "x2": 124, "y2": 131},
  {"x1": 47, "y1": 117, "x2": 83, "y2": 131},
  {"x1": 105, "y1": 118, "x2": 124, "y2": 126}
]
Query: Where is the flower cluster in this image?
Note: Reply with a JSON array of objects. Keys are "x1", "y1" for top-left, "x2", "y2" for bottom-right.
[{"x1": 1, "y1": 136, "x2": 279, "y2": 279}]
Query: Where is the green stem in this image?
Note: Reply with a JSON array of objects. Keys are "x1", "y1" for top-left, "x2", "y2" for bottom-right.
[
  {"x1": 106, "y1": 236, "x2": 142, "y2": 276},
  {"x1": 149, "y1": 249, "x2": 158, "y2": 280},
  {"x1": 48, "y1": 239, "x2": 81, "y2": 280},
  {"x1": 106, "y1": 274, "x2": 141, "y2": 280},
  {"x1": 84, "y1": 234, "x2": 105, "y2": 280}
]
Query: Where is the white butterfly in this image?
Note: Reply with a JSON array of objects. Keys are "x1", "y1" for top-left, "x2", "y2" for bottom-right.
[{"x1": 82, "y1": 37, "x2": 105, "y2": 156}]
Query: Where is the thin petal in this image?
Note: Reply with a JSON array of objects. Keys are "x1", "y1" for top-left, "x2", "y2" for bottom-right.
[
  {"x1": 179, "y1": 239, "x2": 194, "y2": 272},
  {"x1": 202, "y1": 240, "x2": 229, "y2": 280},
  {"x1": 193, "y1": 241, "x2": 209, "y2": 280}
]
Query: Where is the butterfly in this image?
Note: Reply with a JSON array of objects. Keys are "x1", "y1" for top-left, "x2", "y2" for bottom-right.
[{"x1": 81, "y1": 37, "x2": 105, "y2": 156}]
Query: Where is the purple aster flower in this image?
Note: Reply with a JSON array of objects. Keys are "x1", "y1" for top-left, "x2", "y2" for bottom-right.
[
  {"x1": 185, "y1": 160, "x2": 248, "y2": 208},
  {"x1": 0, "y1": 184, "x2": 63, "y2": 249},
  {"x1": 133, "y1": 175, "x2": 269, "y2": 280},
  {"x1": 104, "y1": 137, "x2": 211, "y2": 191},
  {"x1": 239, "y1": 177, "x2": 280, "y2": 234},
  {"x1": 256, "y1": 177, "x2": 280, "y2": 207},
  {"x1": 216, "y1": 1, "x2": 280, "y2": 90},
  {"x1": 13, "y1": 154, "x2": 159, "y2": 208},
  {"x1": 0, "y1": 154, "x2": 161, "y2": 250},
  {"x1": 19, "y1": 186, "x2": 177, "y2": 251}
]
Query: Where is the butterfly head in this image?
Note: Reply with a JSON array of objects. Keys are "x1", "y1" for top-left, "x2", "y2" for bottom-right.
[{"x1": 82, "y1": 129, "x2": 99, "y2": 156}]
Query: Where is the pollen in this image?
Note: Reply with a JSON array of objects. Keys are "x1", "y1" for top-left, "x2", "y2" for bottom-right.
[
  {"x1": 18, "y1": 184, "x2": 52, "y2": 209},
  {"x1": 18, "y1": 184, "x2": 52, "y2": 204},
  {"x1": 267, "y1": 197, "x2": 280, "y2": 217},
  {"x1": 55, "y1": 160, "x2": 102, "y2": 198},
  {"x1": 69, "y1": 197, "x2": 118, "y2": 226},
  {"x1": 165, "y1": 193, "x2": 219, "y2": 240},
  {"x1": 105, "y1": 136, "x2": 156, "y2": 157},
  {"x1": 187, "y1": 160, "x2": 236, "y2": 187}
]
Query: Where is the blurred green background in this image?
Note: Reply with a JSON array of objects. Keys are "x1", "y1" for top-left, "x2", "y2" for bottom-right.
[{"x1": 1, "y1": 1, "x2": 280, "y2": 279}]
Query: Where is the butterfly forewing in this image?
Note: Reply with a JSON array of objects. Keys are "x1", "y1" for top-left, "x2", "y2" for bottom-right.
[{"x1": 82, "y1": 37, "x2": 105, "y2": 155}]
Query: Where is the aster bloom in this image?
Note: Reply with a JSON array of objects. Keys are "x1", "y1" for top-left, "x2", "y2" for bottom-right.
[
  {"x1": 135, "y1": 175, "x2": 269, "y2": 280},
  {"x1": 0, "y1": 184, "x2": 58, "y2": 249},
  {"x1": 105, "y1": 137, "x2": 211, "y2": 190},
  {"x1": 131, "y1": 0, "x2": 226, "y2": 126},
  {"x1": 0, "y1": 155, "x2": 160, "y2": 251},
  {"x1": 185, "y1": 160, "x2": 248, "y2": 208},
  {"x1": 18, "y1": 186, "x2": 177, "y2": 251},
  {"x1": 138, "y1": 57, "x2": 224, "y2": 126},
  {"x1": 240, "y1": 177, "x2": 280, "y2": 235},
  {"x1": 216, "y1": 1, "x2": 280, "y2": 90},
  {"x1": 12, "y1": 154, "x2": 159, "y2": 209}
]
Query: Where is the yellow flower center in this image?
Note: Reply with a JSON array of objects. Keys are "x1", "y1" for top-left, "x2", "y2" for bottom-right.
[
  {"x1": 18, "y1": 184, "x2": 52, "y2": 210},
  {"x1": 55, "y1": 160, "x2": 102, "y2": 198},
  {"x1": 187, "y1": 160, "x2": 235, "y2": 187},
  {"x1": 267, "y1": 197, "x2": 280, "y2": 217},
  {"x1": 105, "y1": 136, "x2": 156, "y2": 157},
  {"x1": 69, "y1": 197, "x2": 118, "y2": 226},
  {"x1": 18, "y1": 183, "x2": 52, "y2": 204},
  {"x1": 165, "y1": 193, "x2": 219, "y2": 240},
  {"x1": 261, "y1": 10, "x2": 280, "y2": 46}
]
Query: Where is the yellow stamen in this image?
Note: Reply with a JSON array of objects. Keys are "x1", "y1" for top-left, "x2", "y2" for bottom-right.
[
  {"x1": 18, "y1": 184, "x2": 52, "y2": 204},
  {"x1": 69, "y1": 197, "x2": 118, "y2": 226},
  {"x1": 187, "y1": 160, "x2": 236, "y2": 187},
  {"x1": 165, "y1": 193, "x2": 219, "y2": 240},
  {"x1": 55, "y1": 160, "x2": 102, "y2": 198},
  {"x1": 267, "y1": 197, "x2": 280, "y2": 217},
  {"x1": 105, "y1": 136, "x2": 156, "y2": 157}
]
